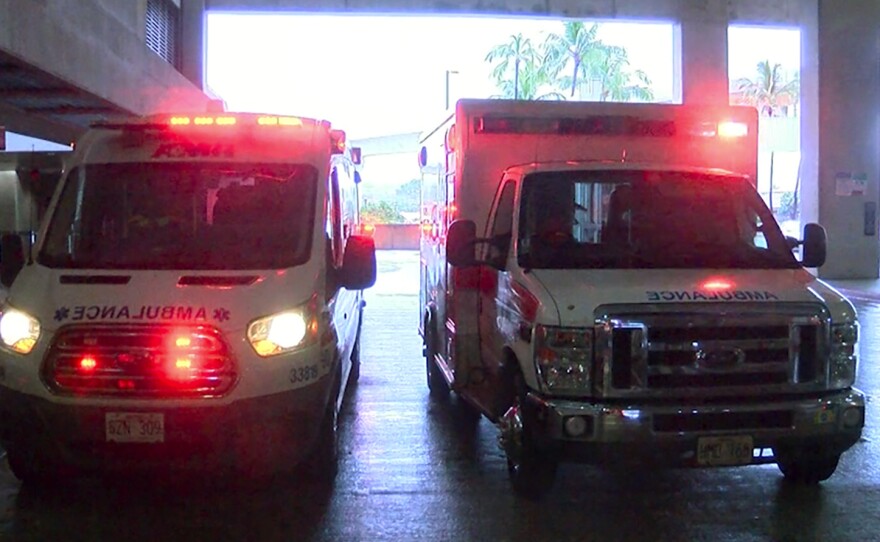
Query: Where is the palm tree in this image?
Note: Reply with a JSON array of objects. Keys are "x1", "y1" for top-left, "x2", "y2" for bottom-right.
[
  {"x1": 484, "y1": 23, "x2": 653, "y2": 103},
  {"x1": 542, "y1": 21, "x2": 606, "y2": 99},
  {"x1": 485, "y1": 34, "x2": 541, "y2": 100},
  {"x1": 594, "y1": 45, "x2": 654, "y2": 102},
  {"x1": 732, "y1": 60, "x2": 799, "y2": 115}
]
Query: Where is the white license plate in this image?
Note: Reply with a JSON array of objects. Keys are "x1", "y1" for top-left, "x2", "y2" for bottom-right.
[
  {"x1": 105, "y1": 412, "x2": 165, "y2": 443},
  {"x1": 697, "y1": 435, "x2": 753, "y2": 466}
]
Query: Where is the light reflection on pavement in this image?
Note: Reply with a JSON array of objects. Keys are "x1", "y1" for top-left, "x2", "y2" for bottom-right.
[{"x1": 0, "y1": 251, "x2": 877, "y2": 542}]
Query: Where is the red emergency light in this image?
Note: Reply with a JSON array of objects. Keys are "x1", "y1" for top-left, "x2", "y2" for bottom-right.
[
  {"x1": 257, "y1": 116, "x2": 303, "y2": 126},
  {"x1": 701, "y1": 278, "x2": 734, "y2": 291},
  {"x1": 169, "y1": 115, "x2": 237, "y2": 126},
  {"x1": 168, "y1": 115, "x2": 305, "y2": 128},
  {"x1": 330, "y1": 129, "x2": 346, "y2": 154},
  {"x1": 475, "y1": 115, "x2": 750, "y2": 140},
  {"x1": 717, "y1": 121, "x2": 748, "y2": 138}
]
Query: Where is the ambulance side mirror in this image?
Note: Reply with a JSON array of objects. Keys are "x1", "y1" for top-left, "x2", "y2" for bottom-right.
[
  {"x1": 0, "y1": 234, "x2": 25, "y2": 288},
  {"x1": 447, "y1": 220, "x2": 477, "y2": 267},
  {"x1": 339, "y1": 235, "x2": 377, "y2": 290},
  {"x1": 801, "y1": 223, "x2": 826, "y2": 268}
]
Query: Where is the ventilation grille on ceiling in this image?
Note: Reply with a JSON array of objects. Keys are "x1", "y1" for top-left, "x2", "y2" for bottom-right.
[{"x1": 145, "y1": 0, "x2": 180, "y2": 68}]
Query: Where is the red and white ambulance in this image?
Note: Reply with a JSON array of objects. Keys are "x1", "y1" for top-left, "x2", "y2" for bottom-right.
[
  {"x1": 0, "y1": 109, "x2": 376, "y2": 483},
  {"x1": 419, "y1": 99, "x2": 864, "y2": 498}
]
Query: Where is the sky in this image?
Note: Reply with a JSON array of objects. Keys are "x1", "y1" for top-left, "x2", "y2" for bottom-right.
[
  {"x1": 2, "y1": 15, "x2": 800, "y2": 152},
  {"x1": 206, "y1": 14, "x2": 800, "y2": 140}
]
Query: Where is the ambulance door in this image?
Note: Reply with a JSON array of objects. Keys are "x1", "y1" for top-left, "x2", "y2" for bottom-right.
[
  {"x1": 327, "y1": 166, "x2": 358, "y2": 387},
  {"x1": 478, "y1": 177, "x2": 517, "y2": 376}
]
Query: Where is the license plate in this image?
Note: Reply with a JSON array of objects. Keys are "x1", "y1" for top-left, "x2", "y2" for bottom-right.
[
  {"x1": 105, "y1": 412, "x2": 165, "y2": 443},
  {"x1": 697, "y1": 435, "x2": 753, "y2": 466}
]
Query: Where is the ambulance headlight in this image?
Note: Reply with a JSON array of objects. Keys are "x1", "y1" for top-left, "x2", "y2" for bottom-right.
[
  {"x1": 247, "y1": 308, "x2": 317, "y2": 357},
  {"x1": 535, "y1": 325, "x2": 593, "y2": 393},
  {"x1": 829, "y1": 321, "x2": 858, "y2": 389},
  {"x1": 0, "y1": 306, "x2": 41, "y2": 355}
]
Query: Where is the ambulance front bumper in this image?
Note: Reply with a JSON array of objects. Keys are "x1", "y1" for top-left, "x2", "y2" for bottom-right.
[
  {"x1": 525, "y1": 389, "x2": 865, "y2": 466},
  {"x1": 0, "y1": 374, "x2": 334, "y2": 474}
]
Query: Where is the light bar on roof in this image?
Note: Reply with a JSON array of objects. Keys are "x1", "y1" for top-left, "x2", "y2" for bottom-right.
[
  {"x1": 95, "y1": 114, "x2": 312, "y2": 131},
  {"x1": 474, "y1": 115, "x2": 677, "y2": 137},
  {"x1": 257, "y1": 116, "x2": 303, "y2": 126},
  {"x1": 169, "y1": 115, "x2": 237, "y2": 126}
]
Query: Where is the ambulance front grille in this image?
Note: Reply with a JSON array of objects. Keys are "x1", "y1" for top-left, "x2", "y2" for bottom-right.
[
  {"x1": 595, "y1": 303, "x2": 829, "y2": 399},
  {"x1": 42, "y1": 324, "x2": 238, "y2": 398}
]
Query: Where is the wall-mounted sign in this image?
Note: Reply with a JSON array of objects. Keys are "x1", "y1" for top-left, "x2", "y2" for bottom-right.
[{"x1": 835, "y1": 171, "x2": 867, "y2": 196}]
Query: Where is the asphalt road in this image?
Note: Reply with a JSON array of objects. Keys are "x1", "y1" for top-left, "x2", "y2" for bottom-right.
[{"x1": 0, "y1": 250, "x2": 877, "y2": 542}]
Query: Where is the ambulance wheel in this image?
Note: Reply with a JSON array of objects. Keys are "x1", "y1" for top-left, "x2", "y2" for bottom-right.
[
  {"x1": 425, "y1": 319, "x2": 449, "y2": 397},
  {"x1": 302, "y1": 400, "x2": 339, "y2": 483},
  {"x1": 349, "y1": 316, "x2": 363, "y2": 385},
  {"x1": 501, "y1": 372, "x2": 557, "y2": 499},
  {"x1": 5, "y1": 448, "x2": 59, "y2": 487},
  {"x1": 776, "y1": 450, "x2": 840, "y2": 484}
]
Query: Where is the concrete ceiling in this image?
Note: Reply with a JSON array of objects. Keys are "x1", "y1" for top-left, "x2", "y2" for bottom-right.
[{"x1": 0, "y1": 50, "x2": 132, "y2": 145}]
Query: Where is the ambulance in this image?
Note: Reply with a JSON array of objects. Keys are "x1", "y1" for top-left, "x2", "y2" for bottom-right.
[
  {"x1": 0, "y1": 109, "x2": 376, "y2": 483},
  {"x1": 419, "y1": 99, "x2": 864, "y2": 498}
]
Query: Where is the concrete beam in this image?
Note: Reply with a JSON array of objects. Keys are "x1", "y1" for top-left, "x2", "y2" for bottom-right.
[
  {"x1": 205, "y1": 0, "x2": 802, "y2": 24},
  {"x1": 0, "y1": 101, "x2": 82, "y2": 145},
  {"x1": 0, "y1": 0, "x2": 211, "y2": 117}
]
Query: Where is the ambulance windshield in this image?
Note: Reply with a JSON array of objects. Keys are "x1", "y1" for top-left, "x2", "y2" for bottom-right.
[
  {"x1": 39, "y1": 162, "x2": 317, "y2": 270},
  {"x1": 518, "y1": 170, "x2": 799, "y2": 270}
]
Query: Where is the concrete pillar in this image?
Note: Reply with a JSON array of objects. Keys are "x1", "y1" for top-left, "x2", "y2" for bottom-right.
[
  {"x1": 180, "y1": 0, "x2": 206, "y2": 90},
  {"x1": 799, "y1": 0, "x2": 819, "y2": 228},
  {"x1": 816, "y1": 0, "x2": 880, "y2": 279},
  {"x1": 676, "y1": 6, "x2": 729, "y2": 105}
]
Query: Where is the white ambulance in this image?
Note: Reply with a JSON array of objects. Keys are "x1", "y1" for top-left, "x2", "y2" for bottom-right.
[
  {"x1": 419, "y1": 99, "x2": 864, "y2": 498},
  {"x1": 0, "y1": 110, "x2": 376, "y2": 483}
]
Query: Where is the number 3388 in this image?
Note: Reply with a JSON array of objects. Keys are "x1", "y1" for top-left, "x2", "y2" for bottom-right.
[{"x1": 289, "y1": 364, "x2": 319, "y2": 384}]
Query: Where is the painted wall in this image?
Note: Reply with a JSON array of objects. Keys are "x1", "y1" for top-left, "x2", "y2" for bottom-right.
[{"x1": 816, "y1": 0, "x2": 880, "y2": 279}]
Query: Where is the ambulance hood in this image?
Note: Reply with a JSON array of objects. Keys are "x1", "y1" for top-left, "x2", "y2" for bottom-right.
[
  {"x1": 4, "y1": 262, "x2": 323, "y2": 334},
  {"x1": 527, "y1": 268, "x2": 856, "y2": 326}
]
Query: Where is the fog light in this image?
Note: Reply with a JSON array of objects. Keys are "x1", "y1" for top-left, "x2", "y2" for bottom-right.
[
  {"x1": 842, "y1": 407, "x2": 863, "y2": 429},
  {"x1": 564, "y1": 416, "x2": 590, "y2": 437}
]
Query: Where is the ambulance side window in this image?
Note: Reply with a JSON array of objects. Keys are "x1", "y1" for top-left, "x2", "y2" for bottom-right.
[
  {"x1": 486, "y1": 180, "x2": 516, "y2": 267},
  {"x1": 337, "y1": 161, "x2": 358, "y2": 240},
  {"x1": 326, "y1": 168, "x2": 343, "y2": 268}
]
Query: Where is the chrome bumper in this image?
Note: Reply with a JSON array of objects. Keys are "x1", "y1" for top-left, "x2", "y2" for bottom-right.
[{"x1": 526, "y1": 388, "x2": 865, "y2": 465}]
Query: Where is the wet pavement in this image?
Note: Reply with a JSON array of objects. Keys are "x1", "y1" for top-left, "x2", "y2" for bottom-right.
[{"x1": 0, "y1": 250, "x2": 878, "y2": 541}]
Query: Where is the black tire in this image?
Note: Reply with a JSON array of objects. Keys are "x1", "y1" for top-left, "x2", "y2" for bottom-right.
[
  {"x1": 425, "y1": 318, "x2": 449, "y2": 398},
  {"x1": 301, "y1": 400, "x2": 339, "y2": 484},
  {"x1": 776, "y1": 451, "x2": 840, "y2": 484},
  {"x1": 349, "y1": 315, "x2": 363, "y2": 385},
  {"x1": 4, "y1": 447, "x2": 63, "y2": 488},
  {"x1": 5, "y1": 448, "x2": 36, "y2": 482},
  {"x1": 455, "y1": 396, "x2": 483, "y2": 423},
  {"x1": 502, "y1": 371, "x2": 557, "y2": 499}
]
